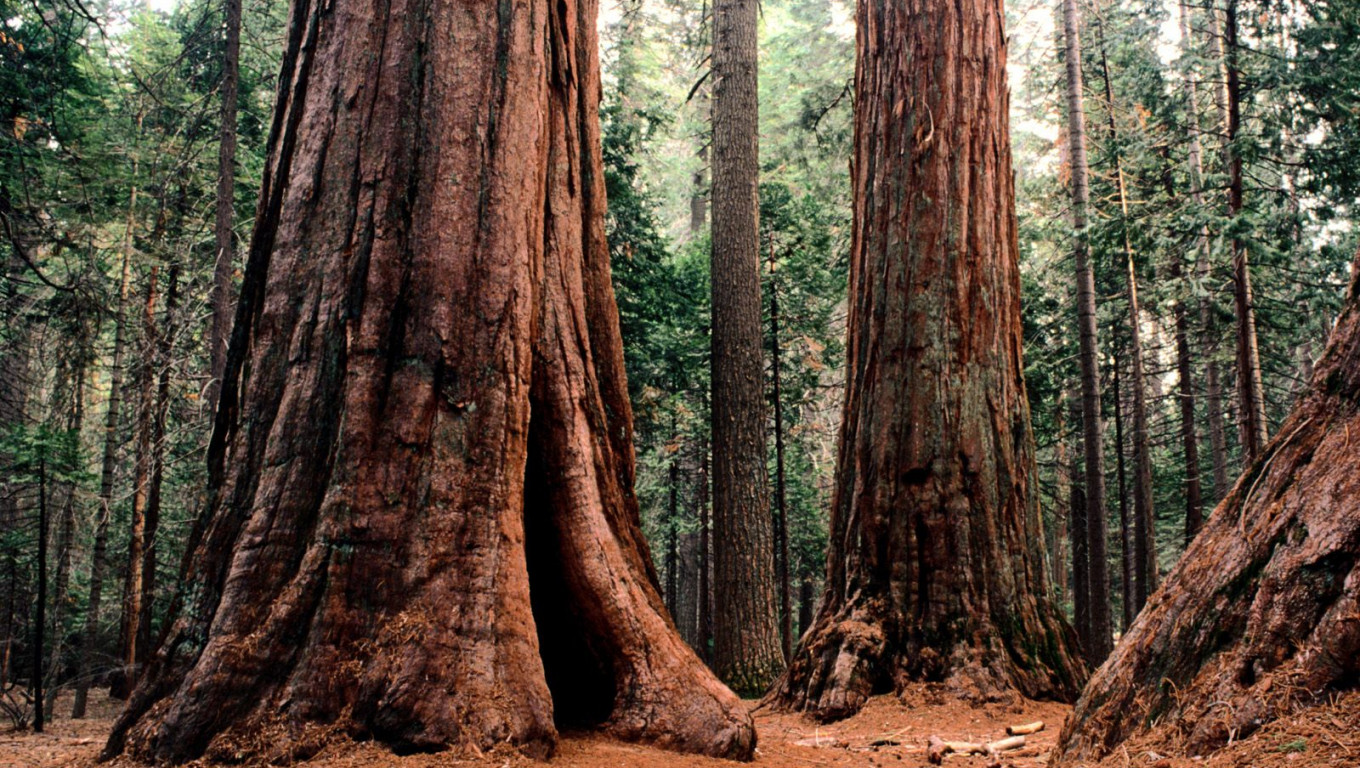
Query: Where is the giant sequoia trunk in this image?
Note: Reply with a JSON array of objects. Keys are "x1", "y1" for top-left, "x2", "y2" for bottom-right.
[
  {"x1": 100, "y1": 0, "x2": 753, "y2": 762},
  {"x1": 766, "y1": 0, "x2": 1086, "y2": 722},
  {"x1": 1052, "y1": 248, "x2": 1360, "y2": 764}
]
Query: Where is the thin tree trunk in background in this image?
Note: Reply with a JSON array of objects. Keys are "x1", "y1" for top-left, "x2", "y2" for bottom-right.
[
  {"x1": 1096, "y1": 29, "x2": 1157, "y2": 612},
  {"x1": 136, "y1": 266, "x2": 178, "y2": 689},
  {"x1": 116, "y1": 266, "x2": 159, "y2": 699},
  {"x1": 0, "y1": 239, "x2": 35, "y2": 694},
  {"x1": 1165, "y1": 18, "x2": 1209, "y2": 534},
  {"x1": 1052, "y1": 400, "x2": 1070, "y2": 606},
  {"x1": 1112, "y1": 358, "x2": 1134, "y2": 630},
  {"x1": 207, "y1": 0, "x2": 242, "y2": 411},
  {"x1": 1200, "y1": 0, "x2": 1232, "y2": 500},
  {"x1": 797, "y1": 575, "x2": 813, "y2": 641},
  {"x1": 1122, "y1": 186, "x2": 1158, "y2": 612},
  {"x1": 46, "y1": 353, "x2": 86, "y2": 715},
  {"x1": 1, "y1": 550, "x2": 13, "y2": 688},
  {"x1": 710, "y1": 0, "x2": 783, "y2": 696},
  {"x1": 666, "y1": 447, "x2": 680, "y2": 616},
  {"x1": 1069, "y1": 394, "x2": 1091, "y2": 652},
  {"x1": 74, "y1": 178, "x2": 138, "y2": 718},
  {"x1": 697, "y1": 438, "x2": 713, "y2": 665},
  {"x1": 32, "y1": 454, "x2": 47, "y2": 732},
  {"x1": 691, "y1": 134, "x2": 708, "y2": 237},
  {"x1": 1174, "y1": 264, "x2": 1205, "y2": 541},
  {"x1": 1062, "y1": 0, "x2": 1113, "y2": 663},
  {"x1": 1205, "y1": 331, "x2": 1230, "y2": 498},
  {"x1": 771, "y1": 0, "x2": 1086, "y2": 719},
  {"x1": 1223, "y1": 0, "x2": 1269, "y2": 460},
  {"x1": 768, "y1": 238, "x2": 792, "y2": 663},
  {"x1": 1292, "y1": 341, "x2": 1315, "y2": 402}
]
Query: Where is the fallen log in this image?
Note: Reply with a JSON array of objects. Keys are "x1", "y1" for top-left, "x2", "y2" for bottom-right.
[
  {"x1": 1006, "y1": 720, "x2": 1045, "y2": 736},
  {"x1": 926, "y1": 734, "x2": 1027, "y2": 764}
]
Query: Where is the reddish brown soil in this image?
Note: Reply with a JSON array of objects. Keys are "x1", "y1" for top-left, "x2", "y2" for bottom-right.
[
  {"x1": 3, "y1": 686, "x2": 1354, "y2": 768},
  {"x1": 4, "y1": 687, "x2": 1065, "y2": 768}
]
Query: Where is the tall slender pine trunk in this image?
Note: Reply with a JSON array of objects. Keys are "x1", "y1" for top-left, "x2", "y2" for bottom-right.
[
  {"x1": 73, "y1": 173, "x2": 138, "y2": 718},
  {"x1": 1095, "y1": 32, "x2": 1157, "y2": 612},
  {"x1": 710, "y1": 0, "x2": 784, "y2": 696},
  {"x1": 1062, "y1": 0, "x2": 1113, "y2": 663},
  {"x1": 1221, "y1": 0, "x2": 1269, "y2": 460},
  {"x1": 116, "y1": 267, "x2": 159, "y2": 698},
  {"x1": 208, "y1": 0, "x2": 242, "y2": 411},
  {"x1": 1166, "y1": 16, "x2": 1208, "y2": 534},
  {"x1": 1052, "y1": 398, "x2": 1070, "y2": 606},
  {"x1": 1112, "y1": 356, "x2": 1134, "y2": 630},
  {"x1": 768, "y1": 238, "x2": 792, "y2": 663}
]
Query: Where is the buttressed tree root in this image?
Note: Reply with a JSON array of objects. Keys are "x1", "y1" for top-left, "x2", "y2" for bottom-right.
[{"x1": 1052, "y1": 248, "x2": 1360, "y2": 765}]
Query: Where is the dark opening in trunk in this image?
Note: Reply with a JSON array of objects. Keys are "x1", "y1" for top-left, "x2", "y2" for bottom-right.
[{"x1": 524, "y1": 423, "x2": 616, "y2": 729}]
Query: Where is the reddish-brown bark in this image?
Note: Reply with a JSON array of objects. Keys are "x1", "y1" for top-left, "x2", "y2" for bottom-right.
[
  {"x1": 766, "y1": 0, "x2": 1086, "y2": 722},
  {"x1": 114, "y1": 267, "x2": 160, "y2": 699},
  {"x1": 100, "y1": 0, "x2": 752, "y2": 762},
  {"x1": 1053, "y1": 248, "x2": 1360, "y2": 764}
]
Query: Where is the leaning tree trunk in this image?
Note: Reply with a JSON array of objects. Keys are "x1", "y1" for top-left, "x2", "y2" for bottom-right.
[
  {"x1": 766, "y1": 0, "x2": 1087, "y2": 722},
  {"x1": 100, "y1": 0, "x2": 753, "y2": 763},
  {"x1": 1052, "y1": 247, "x2": 1360, "y2": 764}
]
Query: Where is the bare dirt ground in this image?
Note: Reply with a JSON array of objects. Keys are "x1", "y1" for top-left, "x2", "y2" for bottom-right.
[{"x1": 2, "y1": 686, "x2": 1356, "y2": 768}]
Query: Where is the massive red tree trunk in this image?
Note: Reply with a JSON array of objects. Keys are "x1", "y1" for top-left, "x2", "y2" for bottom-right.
[
  {"x1": 1053, "y1": 248, "x2": 1360, "y2": 764},
  {"x1": 766, "y1": 0, "x2": 1087, "y2": 722},
  {"x1": 101, "y1": 0, "x2": 753, "y2": 762}
]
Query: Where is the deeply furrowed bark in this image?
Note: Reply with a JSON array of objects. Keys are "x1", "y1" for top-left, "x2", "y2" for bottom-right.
[
  {"x1": 1053, "y1": 248, "x2": 1360, "y2": 764},
  {"x1": 766, "y1": 0, "x2": 1086, "y2": 722},
  {"x1": 101, "y1": 0, "x2": 753, "y2": 762}
]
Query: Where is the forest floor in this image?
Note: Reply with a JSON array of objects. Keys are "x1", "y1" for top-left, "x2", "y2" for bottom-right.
[{"x1": 2, "y1": 685, "x2": 1356, "y2": 768}]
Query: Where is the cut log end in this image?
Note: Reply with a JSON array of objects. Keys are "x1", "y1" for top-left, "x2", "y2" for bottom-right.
[{"x1": 1006, "y1": 720, "x2": 1044, "y2": 735}]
